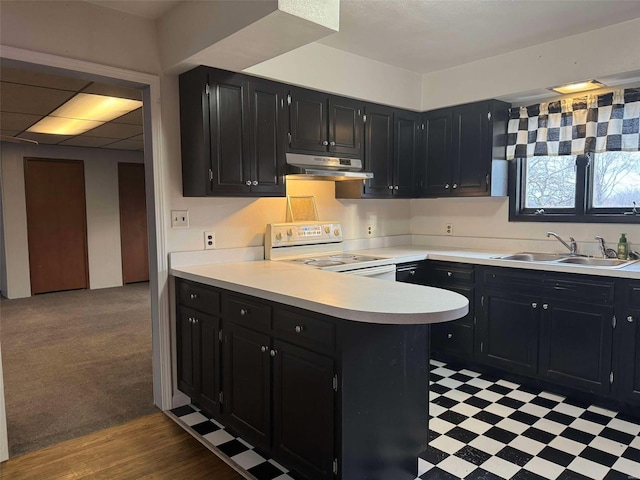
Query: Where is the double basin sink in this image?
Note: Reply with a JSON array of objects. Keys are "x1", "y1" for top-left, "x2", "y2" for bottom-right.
[{"x1": 495, "y1": 252, "x2": 637, "y2": 269}]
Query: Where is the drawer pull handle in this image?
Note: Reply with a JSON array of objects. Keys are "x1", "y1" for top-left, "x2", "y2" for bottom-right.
[
  {"x1": 270, "y1": 349, "x2": 278, "y2": 357},
  {"x1": 543, "y1": 304, "x2": 548, "y2": 310},
  {"x1": 190, "y1": 293, "x2": 198, "y2": 300},
  {"x1": 629, "y1": 316, "x2": 635, "y2": 323},
  {"x1": 447, "y1": 272, "x2": 452, "y2": 277},
  {"x1": 447, "y1": 333, "x2": 453, "y2": 339},
  {"x1": 240, "y1": 308, "x2": 248, "y2": 316},
  {"x1": 294, "y1": 325, "x2": 304, "y2": 333},
  {"x1": 261, "y1": 345, "x2": 268, "y2": 353},
  {"x1": 532, "y1": 303, "x2": 538, "y2": 309}
]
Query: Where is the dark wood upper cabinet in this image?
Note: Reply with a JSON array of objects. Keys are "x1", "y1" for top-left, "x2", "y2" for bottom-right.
[
  {"x1": 419, "y1": 99, "x2": 510, "y2": 198},
  {"x1": 393, "y1": 110, "x2": 420, "y2": 197},
  {"x1": 179, "y1": 67, "x2": 285, "y2": 197},
  {"x1": 289, "y1": 87, "x2": 364, "y2": 158},
  {"x1": 361, "y1": 103, "x2": 394, "y2": 197}
]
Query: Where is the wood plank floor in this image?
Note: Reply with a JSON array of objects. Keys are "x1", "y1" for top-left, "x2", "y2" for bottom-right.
[{"x1": 0, "y1": 412, "x2": 244, "y2": 480}]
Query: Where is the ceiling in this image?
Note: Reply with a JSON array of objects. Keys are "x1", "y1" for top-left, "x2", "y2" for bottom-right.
[{"x1": 0, "y1": 65, "x2": 144, "y2": 151}]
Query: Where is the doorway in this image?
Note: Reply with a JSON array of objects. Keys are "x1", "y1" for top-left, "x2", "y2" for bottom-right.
[{"x1": 25, "y1": 158, "x2": 89, "y2": 294}]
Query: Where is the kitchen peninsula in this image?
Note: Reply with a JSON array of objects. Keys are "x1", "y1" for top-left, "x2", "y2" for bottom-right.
[{"x1": 171, "y1": 261, "x2": 469, "y2": 480}]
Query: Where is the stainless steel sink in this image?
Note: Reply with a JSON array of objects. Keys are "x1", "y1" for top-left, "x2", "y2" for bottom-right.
[
  {"x1": 556, "y1": 257, "x2": 638, "y2": 268},
  {"x1": 497, "y1": 252, "x2": 567, "y2": 262}
]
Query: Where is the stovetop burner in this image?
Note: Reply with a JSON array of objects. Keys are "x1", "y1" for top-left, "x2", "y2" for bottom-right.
[{"x1": 305, "y1": 259, "x2": 345, "y2": 267}]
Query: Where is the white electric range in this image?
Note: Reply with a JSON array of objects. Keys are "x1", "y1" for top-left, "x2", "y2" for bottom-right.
[{"x1": 265, "y1": 222, "x2": 397, "y2": 280}]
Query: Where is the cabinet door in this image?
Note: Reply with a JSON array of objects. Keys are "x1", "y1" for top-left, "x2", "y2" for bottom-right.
[
  {"x1": 619, "y1": 308, "x2": 640, "y2": 405},
  {"x1": 198, "y1": 312, "x2": 222, "y2": 417},
  {"x1": 363, "y1": 104, "x2": 394, "y2": 197},
  {"x1": 328, "y1": 96, "x2": 364, "y2": 158},
  {"x1": 208, "y1": 70, "x2": 251, "y2": 194},
  {"x1": 422, "y1": 109, "x2": 452, "y2": 197},
  {"x1": 539, "y1": 300, "x2": 613, "y2": 395},
  {"x1": 177, "y1": 307, "x2": 200, "y2": 399},
  {"x1": 223, "y1": 323, "x2": 271, "y2": 449},
  {"x1": 248, "y1": 79, "x2": 286, "y2": 196},
  {"x1": 289, "y1": 88, "x2": 327, "y2": 153},
  {"x1": 479, "y1": 291, "x2": 539, "y2": 376},
  {"x1": 273, "y1": 340, "x2": 335, "y2": 480},
  {"x1": 451, "y1": 102, "x2": 490, "y2": 196},
  {"x1": 393, "y1": 110, "x2": 420, "y2": 197}
]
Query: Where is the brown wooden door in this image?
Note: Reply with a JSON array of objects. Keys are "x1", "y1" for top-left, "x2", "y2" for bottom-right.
[
  {"x1": 25, "y1": 158, "x2": 89, "y2": 294},
  {"x1": 118, "y1": 163, "x2": 149, "y2": 284}
]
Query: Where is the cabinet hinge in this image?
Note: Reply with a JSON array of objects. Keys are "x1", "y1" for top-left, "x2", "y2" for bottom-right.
[
  {"x1": 333, "y1": 458, "x2": 338, "y2": 475},
  {"x1": 480, "y1": 341, "x2": 484, "y2": 353},
  {"x1": 208, "y1": 168, "x2": 213, "y2": 182},
  {"x1": 219, "y1": 391, "x2": 224, "y2": 404},
  {"x1": 421, "y1": 123, "x2": 425, "y2": 130},
  {"x1": 487, "y1": 111, "x2": 492, "y2": 121},
  {"x1": 218, "y1": 329, "x2": 223, "y2": 343},
  {"x1": 485, "y1": 174, "x2": 489, "y2": 186},
  {"x1": 473, "y1": 316, "x2": 477, "y2": 326},
  {"x1": 481, "y1": 295, "x2": 484, "y2": 308},
  {"x1": 612, "y1": 315, "x2": 616, "y2": 328},
  {"x1": 287, "y1": 132, "x2": 292, "y2": 145},
  {"x1": 610, "y1": 372, "x2": 614, "y2": 384},
  {"x1": 287, "y1": 94, "x2": 291, "y2": 106},
  {"x1": 333, "y1": 374, "x2": 338, "y2": 392},
  {"x1": 205, "y1": 83, "x2": 210, "y2": 96},
  {"x1": 363, "y1": 114, "x2": 367, "y2": 123}
]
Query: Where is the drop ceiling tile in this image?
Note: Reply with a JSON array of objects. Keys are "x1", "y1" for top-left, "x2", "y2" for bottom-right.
[
  {"x1": 0, "y1": 112, "x2": 43, "y2": 131},
  {"x1": 102, "y1": 138, "x2": 145, "y2": 151},
  {"x1": 18, "y1": 132, "x2": 74, "y2": 144},
  {"x1": 112, "y1": 108, "x2": 143, "y2": 125},
  {"x1": 0, "y1": 82, "x2": 75, "y2": 115},
  {"x1": 85, "y1": 122, "x2": 143, "y2": 139},
  {"x1": 82, "y1": 83, "x2": 142, "y2": 101},
  {"x1": 59, "y1": 136, "x2": 121, "y2": 148},
  {"x1": 0, "y1": 65, "x2": 89, "y2": 91}
]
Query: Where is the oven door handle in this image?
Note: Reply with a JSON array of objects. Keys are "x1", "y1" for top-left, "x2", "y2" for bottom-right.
[{"x1": 344, "y1": 264, "x2": 397, "y2": 277}]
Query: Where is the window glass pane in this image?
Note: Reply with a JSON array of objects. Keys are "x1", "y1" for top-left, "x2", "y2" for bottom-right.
[
  {"x1": 592, "y1": 151, "x2": 640, "y2": 208},
  {"x1": 524, "y1": 156, "x2": 576, "y2": 209}
]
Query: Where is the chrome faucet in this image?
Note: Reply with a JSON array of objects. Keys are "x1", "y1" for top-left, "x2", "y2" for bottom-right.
[
  {"x1": 546, "y1": 232, "x2": 578, "y2": 255},
  {"x1": 595, "y1": 236, "x2": 607, "y2": 258}
]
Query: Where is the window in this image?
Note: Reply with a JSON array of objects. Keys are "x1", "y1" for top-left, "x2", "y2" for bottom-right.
[{"x1": 510, "y1": 152, "x2": 640, "y2": 223}]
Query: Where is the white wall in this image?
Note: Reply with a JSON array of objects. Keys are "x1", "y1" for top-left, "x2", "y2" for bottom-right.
[
  {"x1": 0, "y1": 143, "x2": 143, "y2": 299},
  {"x1": 420, "y1": 17, "x2": 640, "y2": 110}
]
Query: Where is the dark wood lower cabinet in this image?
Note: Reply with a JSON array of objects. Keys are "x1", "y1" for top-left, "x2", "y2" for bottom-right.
[
  {"x1": 617, "y1": 280, "x2": 640, "y2": 407},
  {"x1": 273, "y1": 340, "x2": 335, "y2": 480},
  {"x1": 223, "y1": 323, "x2": 271, "y2": 450}
]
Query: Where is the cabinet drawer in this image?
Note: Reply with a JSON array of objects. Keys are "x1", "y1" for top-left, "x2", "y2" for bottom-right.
[
  {"x1": 225, "y1": 295, "x2": 271, "y2": 332},
  {"x1": 428, "y1": 263, "x2": 474, "y2": 284},
  {"x1": 177, "y1": 280, "x2": 221, "y2": 314},
  {"x1": 274, "y1": 308, "x2": 336, "y2": 352},
  {"x1": 625, "y1": 282, "x2": 640, "y2": 309},
  {"x1": 431, "y1": 322, "x2": 473, "y2": 357},
  {"x1": 545, "y1": 276, "x2": 615, "y2": 304}
]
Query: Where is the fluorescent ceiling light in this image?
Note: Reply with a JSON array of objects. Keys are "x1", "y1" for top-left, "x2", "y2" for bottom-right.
[
  {"x1": 550, "y1": 79, "x2": 606, "y2": 95},
  {"x1": 27, "y1": 93, "x2": 142, "y2": 135}
]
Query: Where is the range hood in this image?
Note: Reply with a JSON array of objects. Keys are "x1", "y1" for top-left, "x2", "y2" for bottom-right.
[{"x1": 286, "y1": 153, "x2": 373, "y2": 181}]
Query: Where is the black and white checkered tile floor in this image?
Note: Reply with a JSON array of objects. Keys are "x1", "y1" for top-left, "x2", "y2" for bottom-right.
[{"x1": 170, "y1": 359, "x2": 640, "y2": 480}]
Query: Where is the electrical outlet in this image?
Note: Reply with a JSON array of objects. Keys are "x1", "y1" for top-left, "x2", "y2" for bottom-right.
[
  {"x1": 445, "y1": 223, "x2": 453, "y2": 235},
  {"x1": 171, "y1": 210, "x2": 189, "y2": 228},
  {"x1": 367, "y1": 213, "x2": 377, "y2": 237},
  {"x1": 204, "y1": 231, "x2": 215, "y2": 250},
  {"x1": 367, "y1": 225, "x2": 374, "y2": 236}
]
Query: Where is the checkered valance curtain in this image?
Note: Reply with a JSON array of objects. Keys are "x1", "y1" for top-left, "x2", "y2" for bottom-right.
[{"x1": 506, "y1": 88, "x2": 640, "y2": 160}]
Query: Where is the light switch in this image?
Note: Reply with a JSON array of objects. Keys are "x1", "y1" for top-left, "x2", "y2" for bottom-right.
[{"x1": 171, "y1": 210, "x2": 189, "y2": 228}]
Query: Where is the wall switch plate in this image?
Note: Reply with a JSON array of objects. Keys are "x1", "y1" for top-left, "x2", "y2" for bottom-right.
[
  {"x1": 445, "y1": 223, "x2": 453, "y2": 235},
  {"x1": 171, "y1": 210, "x2": 189, "y2": 228},
  {"x1": 204, "y1": 231, "x2": 215, "y2": 249}
]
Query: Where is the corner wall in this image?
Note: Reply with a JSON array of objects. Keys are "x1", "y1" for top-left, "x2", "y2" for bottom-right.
[{"x1": 0, "y1": 143, "x2": 143, "y2": 299}]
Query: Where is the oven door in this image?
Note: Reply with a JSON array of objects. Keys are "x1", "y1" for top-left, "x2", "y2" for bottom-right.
[{"x1": 342, "y1": 264, "x2": 397, "y2": 281}]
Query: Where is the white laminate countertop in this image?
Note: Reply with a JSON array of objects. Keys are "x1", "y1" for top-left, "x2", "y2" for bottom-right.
[{"x1": 171, "y1": 261, "x2": 469, "y2": 325}]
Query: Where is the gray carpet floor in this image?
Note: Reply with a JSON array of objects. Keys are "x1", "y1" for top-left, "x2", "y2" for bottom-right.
[{"x1": 0, "y1": 283, "x2": 157, "y2": 458}]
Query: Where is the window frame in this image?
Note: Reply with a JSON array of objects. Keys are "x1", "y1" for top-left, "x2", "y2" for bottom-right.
[{"x1": 509, "y1": 154, "x2": 640, "y2": 224}]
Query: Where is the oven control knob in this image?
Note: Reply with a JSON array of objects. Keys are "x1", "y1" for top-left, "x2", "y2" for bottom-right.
[
  {"x1": 287, "y1": 228, "x2": 293, "y2": 237},
  {"x1": 334, "y1": 229, "x2": 340, "y2": 236},
  {"x1": 275, "y1": 232, "x2": 282, "y2": 241},
  {"x1": 324, "y1": 226, "x2": 331, "y2": 234}
]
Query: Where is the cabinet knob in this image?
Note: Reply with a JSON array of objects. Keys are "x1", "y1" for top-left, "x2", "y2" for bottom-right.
[
  {"x1": 532, "y1": 303, "x2": 538, "y2": 309},
  {"x1": 294, "y1": 325, "x2": 304, "y2": 333},
  {"x1": 322, "y1": 140, "x2": 329, "y2": 146},
  {"x1": 240, "y1": 308, "x2": 248, "y2": 316},
  {"x1": 330, "y1": 141, "x2": 336, "y2": 146},
  {"x1": 261, "y1": 345, "x2": 268, "y2": 353},
  {"x1": 444, "y1": 184, "x2": 450, "y2": 189},
  {"x1": 245, "y1": 180, "x2": 252, "y2": 186},
  {"x1": 628, "y1": 316, "x2": 635, "y2": 323},
  {"x1": 252, "y1": 180, "x2": 258, "y2": 186},
  {"x1": 388, "y1": 185, "x2": 393, "y2": 190},
  {"x1": 447, "y1": 271, "x2": 452, "y2": 277},
  {"x1": 410, "y1": 270, "x2": 415, "y2": 276},
  {"x1": 394, "y1": 185, "x2": 399, "y2": 190},
  {"x1": 190, "y1": 293, "x2": 198, "y2": 300},
  {"x1": 543, "y1": 304, "x2": 548, "y2": 310},
  {"x1": 452, "y1": 183, "x2": 458, "y2": 189},
  {"x1": 447, "y1": 333, "x2": 453, "y2": 339},
  {"x1": 193, "y1": 318, "x2": 198, "y2": 324},
  {"x1": 270, "y1": 349, "x2": 278, "y2": 357},
  {"x1": 188, "y1": 317, "x2": 193, "y2": 324}
]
